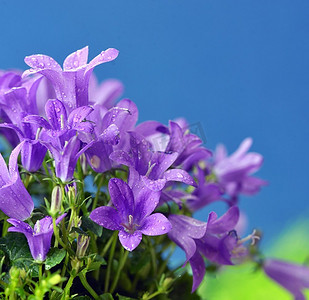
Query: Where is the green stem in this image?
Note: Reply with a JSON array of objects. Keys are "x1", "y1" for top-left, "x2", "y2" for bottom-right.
[
  {"x1": 100, "y1": 233, "x2": 116, "y2": 257},
  {"x1": 38, "y1": 263, "x2": 43, "y2": 283},
  {"x1": 52, "y1": 218, "x2": 74, "y2": 256},
  {"x1": 79, "y1": 273, "x2": 99, "y2": 299},
  {"x1": 110, "y1": 250, "x2": 129, "y2": 293},
  {"x1": 60, "y1": 253, "x2": 69, "y2": 288},
  {"x1": 143, "y1": 290, "x2": 164, "y2": 300},
  {"x1": 92, "y1": 175, "x2": 104, "y2": 211},
  {"x1": 2, "y1": 218, "x2": 9, "y2": 237},
  {"x1": 62, "y1": 274, "x2": 75, "y2": 300},
  {"x1": 104, "y1": 231, "x2": 117, "y2": 293}
]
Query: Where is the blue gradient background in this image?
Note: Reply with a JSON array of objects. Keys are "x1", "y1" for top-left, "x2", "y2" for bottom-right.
[{"x1": 0, "y1": 1, "x2": 308, "y2": 250}]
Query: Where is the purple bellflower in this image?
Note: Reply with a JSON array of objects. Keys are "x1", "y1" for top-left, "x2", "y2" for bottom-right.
[
  {"x1": 213, "y1": 138, "x2": 267, "y2": 201},
  {"x1": 90, "y1": 178, "x2": 172, "y2": 251},
  {"x1": 263, "y1": 259, "x2": 309, "y2": 300},
  {"x1": 110, "y1": 132, "x2": 196, "y2": 192},
  {"x1": 0, "y1": 75, "x2": 47, "y2": 172},
  {"x1": 0, "y1": 142, "x2": 33, "y2": 220},
  {"x1": 23, "y1": 46, "x2": 119, "y2": 111},
  {"x1": 168, "y1": 206, "x2": 241, "y2": 292},
  {"x1": 7, "y1": 214, "x2": 66, "y2": 261}
]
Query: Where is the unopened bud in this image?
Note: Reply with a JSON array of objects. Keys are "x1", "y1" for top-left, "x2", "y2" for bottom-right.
[
  {"x1": 50, "y1": 186, "x2": 62, "y2": 215},
  {"x1": 76, "y1": 235, "x2": 90, "y2": 258}
]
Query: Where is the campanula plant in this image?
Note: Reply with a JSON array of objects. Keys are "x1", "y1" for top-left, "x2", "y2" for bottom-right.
[{"x1": 0, "y1": 47, "x2": 307, "y2": 300}]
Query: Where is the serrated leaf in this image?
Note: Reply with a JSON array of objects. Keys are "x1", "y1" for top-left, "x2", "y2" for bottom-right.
[
  {"x1": 45, "y1": 248, "x2": 66, "y2": 270},
  {"x1": 86, "y1": 254, "x2": 107, "y2": 272},
  {"x1": 99, "y1": 293, "x2": 114, "y2": 300},
  {"x1": 81, "y1": 216, "x2": 103, "y2": 237}
]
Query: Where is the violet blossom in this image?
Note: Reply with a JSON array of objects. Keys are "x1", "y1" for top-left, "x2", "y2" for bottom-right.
[
  {"x1": 0, "y1": 142, "x2": 33, "y2": 220},
  {"x1": 264, "y1": 259, "x2": 309, "y2": 300},
  {"x1": 90, "y1": 178, "x2": 171, "y2": 251},
  {"x1": 7, "y1": 214, "x2": 66, "y2": 261}
]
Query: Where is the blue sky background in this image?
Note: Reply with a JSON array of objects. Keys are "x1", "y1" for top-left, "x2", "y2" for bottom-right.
[{"x1": 0, "y1": 0, "x2": 308, "y2": 252}]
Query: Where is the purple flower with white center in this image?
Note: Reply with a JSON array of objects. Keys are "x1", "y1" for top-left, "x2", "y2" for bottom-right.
[
  {"x1": 213, "y1": 138, "x2": 267, "y2": 200},
  {"x1": 0, "y1": 142, "x2": 33, "y2": 220},
  {"x1": 263, "y1": 259, "x2": 309, "y2": 300},
  {"x1": 7, "y1": 214, "x2": 66, "y2": 261},
  {"x1": 23, "y1": 46, "x2": 119, "y2": 111},
  {"x1": 90, "y1": 178, "x2": 172, "y2": 251},
  {"x1": 110, "y1": 132, "x2": 196, "y2": 192}
]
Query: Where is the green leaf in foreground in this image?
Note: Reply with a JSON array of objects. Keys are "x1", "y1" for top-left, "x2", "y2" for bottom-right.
[{"x1": 45, "y1": 248, "x2": 66, "y2": 270}]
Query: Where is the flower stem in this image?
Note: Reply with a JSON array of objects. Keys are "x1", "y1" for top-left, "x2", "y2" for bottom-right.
[
  {"x1": 110, "y1": 249, "x2": 129, "y2": 293},
  {"x1": 92, "y1": 175, "x2": 104, "y2": 211},
  {"x1": 79, "y1": 273, "x2": 99, "y2": 299},
  {"x1": 62, "y1": 274, "x2": 75, "y2": 300},
  {"x1": 104, "y1": 231, "x2": 118, "y2": 293}
]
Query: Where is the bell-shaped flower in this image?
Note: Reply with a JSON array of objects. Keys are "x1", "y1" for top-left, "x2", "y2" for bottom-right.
[
  {"x1": 0, "y1": 142, "x2": 33, "y2": 220},
  {"x1": 7, "y1": 214, "x2": 66, "y2": 261},
  {"x1": 23, "y1": 46, "x2": 119, "y2": 111},
  {"x1": 0, "y1": 75, "x2": 47, "y2": 171},
  {"x1": 263, "y1": 259, "x2": 309, "y2": 300},
  {"x1": 90, "y1": 178, "x2": 172, "y2": 251},
  {"x1": 110, "y1": 132, "x2": 196, "y2": 192},
  {"x1": 213, "y1": 138, "x2": 267, "y2": 200}
]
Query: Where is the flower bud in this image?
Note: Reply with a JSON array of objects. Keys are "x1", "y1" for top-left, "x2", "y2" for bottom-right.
[
  {"x1": 50, "y1": 186, "x2": 62, "y2": 216},
  {"x1": 76, "y1": 235, "x2": 90, "y2": 258}
]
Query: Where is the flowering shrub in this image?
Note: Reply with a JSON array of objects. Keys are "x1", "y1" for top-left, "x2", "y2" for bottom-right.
[{"x1": 0, "y1": 46, "x2": 307, "y2": 299}]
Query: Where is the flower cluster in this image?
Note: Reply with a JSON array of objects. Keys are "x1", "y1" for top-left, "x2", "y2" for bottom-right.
[{"x1": 0, "y1": 47, "x2": 307, "y2": 299}]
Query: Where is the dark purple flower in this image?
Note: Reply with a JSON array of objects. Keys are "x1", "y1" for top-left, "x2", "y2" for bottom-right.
[
  {"x1": 7, "y1": 214, "x2": 66, "y2": 261},
  {"x1": 264, "y1": 259, "x2": 309, "y2": 300},
  {"x1": 213, "y1": 138, "x2": 267, "y2": 199},
  {"x1": 0, "y1": 142, "x2": 33, "y2": 220},
  {"x1": 90, "y1": 178, "x2": 171, "y2": 251},
  {"x1": 23, "y1": 46, "x2": 119, "y2": 111}
]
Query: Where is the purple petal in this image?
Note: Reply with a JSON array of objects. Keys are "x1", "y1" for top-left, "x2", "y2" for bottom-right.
[
  {"x1": 148, "y1": 151, "x2": 178, "y2": 179},
  {"x1": 135, "y1": 121, "x2": 169, "y2": 137},
  {"x1": 85, "y1": 141, "x2": 113, "y2": 172},
  {"x1": 45, "y1": 99, "x2": 67, "y2": 131},
  {"x1": 67, "y1": 106, "x2": 93, "y2": 130},
  {"x1": 63, "y1": 46, "x2": 89, "y2": 71},
  {"x1": 108, "y1": 179, "x2": 134, "y2": 220},
  {"x1": 90, "y1": 206, "x2": 122, "y2": 231},
  {"x1": 86, "y1": 48, "x2": 119, "y2": 73},
  {"x1": 23, "y1": 115, "x2": 52, "y2": 129},
  {"x1": 118, "y1": 230, "x2": 142, "y2": 251},
  {"x1": 7, "y1": 218, "x2": 33, "y2": 235},
  {"x1": 189, "y1": 251, "x2": 206, "y2": 292},
  {"x1": 24, "y1": 54, "x2": 62, "y2": 72},
  {"x1": 21, "y1": 140, "x2": 47, "y2": 172},
  {"x1": 140, "y1": 213, "x2": 172, "y2": 236},
  {"x1": 207, "y1": 206, "x2": 240, "y2": 235},
  {"x1": 100, "y1": 124, "x2": 120, "y2": 145},
  {"x1": 164, "y1": 169, "x2": 197, "y2": 187},
  {"x1": 141, "y1": 176, "x2": 167, "y2": 192}
]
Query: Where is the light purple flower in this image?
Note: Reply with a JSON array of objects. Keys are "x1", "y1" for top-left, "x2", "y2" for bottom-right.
[
  {"x1": 23, "y1": 46, "x2": 119, "y2": 111},
  {"x1": 0, "y1": 142, "x2": 33, "y2": 220},
  {"x1": 7, "y1": 214, "x2": 66, "y2": 261},
  {"x1": 213, "y1": 138, "x2": 267, "y2": 200},
  {"x1": 264, "y1": 259, "x2": 309, "y2": 300},
  {"x1": 90, "y1": 178, "x2": 172, "y2": 251}
]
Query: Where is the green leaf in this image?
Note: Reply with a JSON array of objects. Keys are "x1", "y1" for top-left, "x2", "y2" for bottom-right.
[
  {"x1": 73, "y1": 296, "x2": 92, "y2": 300},
  {"x1": 0, "y1": 233, "x2": 38, "y2": 275},
  {"x1": 86, "y1": 254, "x2": 107, "y2": 272},
  {"x1": 81, "y1": 216, "x2": 103, "y2": 237},
  {"x1": 45, "y1": 248, "x2": 66, "y2": 270},
  {"x1": 99, "y1": 293, "x2": 114, "y2": 300}
]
